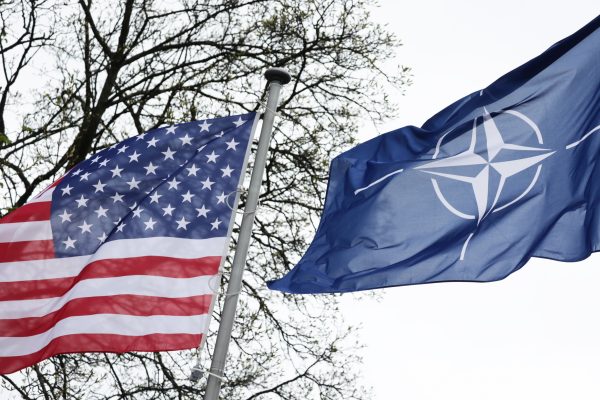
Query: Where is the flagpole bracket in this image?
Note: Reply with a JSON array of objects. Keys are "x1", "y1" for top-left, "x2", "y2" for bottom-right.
[
  {"x1": 226, "y1": 188, "x2": 260, "y2": 215},
  {"x1": 189, "y1": 366, "x2": 226, "y2": 384}
]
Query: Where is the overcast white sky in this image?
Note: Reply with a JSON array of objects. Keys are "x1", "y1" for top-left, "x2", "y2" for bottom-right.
[
  {"x1": 2, "y1": 3, "x2": 599, "y2": 399},
  {"x1": 341, "y1": 2, "x2": 600, "y2": 399}
]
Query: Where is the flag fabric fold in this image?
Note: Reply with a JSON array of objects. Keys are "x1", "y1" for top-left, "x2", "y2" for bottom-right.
[
  {"x1": 0, "y1": 113, "x2": 256, "y2": 373},
  {"x1": 269, "y1": 15, "x2": 600, "y2": 294}
]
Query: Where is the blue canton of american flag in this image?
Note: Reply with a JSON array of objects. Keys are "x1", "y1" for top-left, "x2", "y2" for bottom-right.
[
  {"x1": 53, "y1": 114, "x2": 255, "y2": 256},
  {"x1": 0, "y1": 112, "x2": 256, "y2": 374}
]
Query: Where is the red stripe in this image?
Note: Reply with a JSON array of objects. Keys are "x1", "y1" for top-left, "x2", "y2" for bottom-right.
[
  {"x1": 48, "y1": 178, "x2": 63, "y2": 188},
  {"x1": 37, "y1": 177, "x2": 62, "y2": 194},
  {"x1": 0, "y1": 294, "x2": 213, "y2": 337},
  {"x1": 0, "y1": 202, "x2": 51, "y2": 224},
  {"x1": 0, "y1": 240, "x2": 54, "y2": 263},
  {"x1": 0, "y1": 332, "x2": 202, "y2": 374},
  {"x1": 0, "y1": 256, "x2": 220, "y2": 301}
]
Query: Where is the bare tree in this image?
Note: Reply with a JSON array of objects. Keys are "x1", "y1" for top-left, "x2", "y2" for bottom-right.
[{"x1": 0, "y1": 0, "x2": 410, "y2": 398}]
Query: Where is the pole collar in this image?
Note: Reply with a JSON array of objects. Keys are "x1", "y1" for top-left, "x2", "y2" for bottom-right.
[{"x1": 264, "y1": 68, "x2": 291, "y2": 85}]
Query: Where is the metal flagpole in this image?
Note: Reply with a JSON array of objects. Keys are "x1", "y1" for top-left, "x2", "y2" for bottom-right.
[{"x1": 202, "y1": 68, "x2": 291, "y2": 400}]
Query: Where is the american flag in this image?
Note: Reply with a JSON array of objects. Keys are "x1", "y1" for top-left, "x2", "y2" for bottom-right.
[{"x1": 0, "y1": 113, "x2": 256, "y2": 373}]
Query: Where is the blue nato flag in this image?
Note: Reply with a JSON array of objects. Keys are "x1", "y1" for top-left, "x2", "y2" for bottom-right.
[{"x1": 268, "y1": 15, "x2": 600, "y2": 294}]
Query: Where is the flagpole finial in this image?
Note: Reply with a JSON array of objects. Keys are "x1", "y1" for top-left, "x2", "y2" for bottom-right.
[{"x1": 264, "y1": 68, "x2": 291, "y2": 85}]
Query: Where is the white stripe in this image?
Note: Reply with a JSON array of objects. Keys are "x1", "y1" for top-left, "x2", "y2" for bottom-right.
[
  {"x1": 0, "y1": 220, "x2": 52, "y2": 243},
  {"x1": 93, "y1": 236, "x2": 227, "y2": 260},
  {"x1": 0, "y1": 313, "x2": 210, "y2": 357},
  {"x1": 28, "y1": 188, "x2": 54, "y2": 203},
  {"x1": 0, "y1": 275, "x2": 217, "y2": 319},
  {"x1": 0, "y1": 236, "x2": 227, "y2": 282},
  {"x1": 566, "y1": 124, "x2": 600, "y2": 149},
  {"x1": 0, "y1": 257, "x2": 86, "y2": 282},
  {"x1": 460, "y1": 233, "x2": 475, "y2": 261},
  {"x1": 354, "y1": 169, "x2": 404, "y2": 195}
]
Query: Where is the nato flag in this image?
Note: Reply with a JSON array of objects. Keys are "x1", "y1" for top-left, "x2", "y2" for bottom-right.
[{"x1": 268, "y1": 16, "x2": 600, "y2": 294}]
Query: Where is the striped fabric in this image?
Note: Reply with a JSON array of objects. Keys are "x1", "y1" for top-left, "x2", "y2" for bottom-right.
[{"x1": 0, "y1": 114, "x2": 255, "y2": 373}]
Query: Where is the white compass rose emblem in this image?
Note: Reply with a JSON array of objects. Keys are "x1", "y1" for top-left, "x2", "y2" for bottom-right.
[
  {"x1": 354, "y1": 108, "x2": 559, "y2": 260},
  {"x1": 416, "y1": 109, "x2": 555, "y2": 225}
]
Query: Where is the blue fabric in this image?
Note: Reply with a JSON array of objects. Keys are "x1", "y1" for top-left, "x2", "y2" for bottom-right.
[
  {"x1": 50, "y1": 113, "x2": 255, "y2": 257},
  {"x1": 269, "y1": 16, "x2": 600, "y2": 293}
]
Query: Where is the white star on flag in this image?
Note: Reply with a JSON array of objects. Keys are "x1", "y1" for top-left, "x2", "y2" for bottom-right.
[
  {"x1": 210, "y1": 218, "x2": 222, "y2": 230},
  {"x1": 206, "y1": 151, "x2": 219, "y2": 163},
  {"x1": 233, "y1": 116, "x2": 245, "y2": 127},
  {"x1": 181, "y1": 191, "x2": 194, "y2": 203},
  {"x1": 199, "y1": 120, "x2": 211, "y2": 132},
  {"x1": 144, "y1": 162, "x2": 158, "y2": 175},
  {"x1": 128, "y1": 151, "x2": 141, "y2": 162},
  {"x1": 196, "y1": 205, "x2": 210, "y2": 217},
  {"x1": 162, "y1": 147, "x2": 176, "y2": 160},
  {"x1": 78, "y1": 220, "x2": 93, "y2": 234},
  {"x1": 226, "y1": 138, "x2": 239, "y2": 151},
  {"x1": 76, "y1": 195, "x2": 89, "y2": 208},
  {"x1": 93, "y1": 180, "x2": 106, "y2": 193},
  {"x1": 149, "y1": 191, "x2": 162, "y2": 203},
  {"x1": 221, "y1": 165, "x2": 234, "y2": 177},
  {"x1": 201, "y1": 177, "x2": 214, "y2": 190},
  {"x1": 180, "y1": 134, "x2": 192, "y2": 145},
  {"x1": 59, "y1": 210, "x2": 72, "y2": 223},
  {"x1": 176, "y1": 217, "x2": 190, "y2": 230},
  {"x1": 110, "y1": 165, "x2": 123, "y2": 177},
  {"x1": 186, "y1": 164, "x2": 200, "y2": 176},
  {"x1": 127, "y1": 177, "x2": 141, "y2": 190},
  {"x1": 162, "y1": 204, "x2": 175, "y2": 216},
  {"x1": 63, "y1": 236, "x2": 76, "y2": 249},
  {"x1": 167, "y1": 177, "x2": 180, "y2": 190},
  {"x1": 61, "y1": 184, "x2": 73, "y2": 196},
  {"x1": 216, "y1": 192, "x2": 227, "y2": 204},
  {"x1": 95, "y1": 206, "x2": 108, "y2": 218},
  {"x1": 144, "y1": 218, "x2": 157, "y2": 230},
  {"x1": 111, "y1": 192, "x2": 124, "y2": 203}
]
